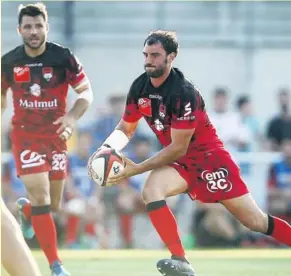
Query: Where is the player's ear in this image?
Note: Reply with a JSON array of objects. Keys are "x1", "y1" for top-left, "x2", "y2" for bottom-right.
[
  {"x1": 46, "y1": 22, "x2": 50, "y2": 33},
  {"x1": 168, "y1": 52, "x2": 176, "y2": 63},
  {"x1": 17, "y1": 25, "x2": 21, "y2": 36}
]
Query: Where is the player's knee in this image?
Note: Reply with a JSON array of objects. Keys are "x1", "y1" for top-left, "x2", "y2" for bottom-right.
[
  {"x1": 50, "y1": 201, "x2": 61, "y2": 212},
  {"x1": 27, "y1": 189, "x2": 50, "y2": 206},
  {"x1": 141, "y1": 184, "x2": 165, "y2": 204},
  {"x1": 241, "y1": 213, "x2": 268, "y2": 233}
]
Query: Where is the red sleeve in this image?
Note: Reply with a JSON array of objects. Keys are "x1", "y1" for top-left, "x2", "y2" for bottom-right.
[
  {"x1": 122, "y1": 83, "x2": 142, "y2": 123},
  {"x1": 1, "y1": 62, "x2": 11, "y2": 93},
  {"x1": 65, "y1": 50, "x2": 86, "y2": 87},
  {"x1": 171, "y1": 86, "x2": 200, "y2": 129},
  {"x1": 268, "y1": 164, "x2": 277, "y2": 188}
]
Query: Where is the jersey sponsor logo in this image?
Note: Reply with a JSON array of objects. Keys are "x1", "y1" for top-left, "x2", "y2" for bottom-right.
[
  {"x1": 177, "y1": 115, "x2": 195, "y2": 121},
  {"x1": 159, "y1": 104, "x2": 166, "y2": 118},
  {"x1": 25, "y1": 63, "x2": 43, "y2": 67},
  {"x1": 19, "y1": 99, "x2": 58, "y2": 109},
  {"x1": 13, "y1": 66, "x2": 30, "y2": 83},
  {"x1": 177, "y1": 102, "x2": 195, "y2": 121},
  {"x1": 149, "y1": 94, "x2": 162, "y2": 100},
  {"x1": 52, "y1": 151, "x2": 67, "y2": 171},
  {"x1": 42, "y1": 67, "x2": 53, "y2": 82},
  {"x1": 30, "y1": 83, "x2": 41, "y2": 97},
  {"x1": 201, "y1": 168, "x2": 232, "y2": 193},
  {"x1": 184, "y1": 102, "x2": 192, "y2": 116},
  {"x1": 20, "y1": 150, "x2": 46, "y2": 169},
  {"x1": 138, "y1": 98, "x2": 152, "y2": 117}
]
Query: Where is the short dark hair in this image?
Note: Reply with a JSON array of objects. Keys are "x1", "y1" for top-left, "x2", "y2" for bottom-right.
[
  {"x1": 18, "y1": 3, "x2": 48, "y2": 25},
  {"x1": 144, "y1": 30, "x2": 179, "y2": 55},
  {"x1": 214, "y1": 87, "x2": 228, "y2": 97},
  {"x1": 278, "y1": 88, "x2": 290, "y2": 97},
  {"x1": 236, "y1": 95, "x2": 250, "y2": 109}
]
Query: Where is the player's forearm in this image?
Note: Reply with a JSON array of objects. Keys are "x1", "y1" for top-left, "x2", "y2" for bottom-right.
[
  {"x1": 69, "y1": 81, "x2": 93, "y2": 120},
  {"x1": 137, "y1": 143, "x2": 187, "y2": 174},
  {"x1": 101, "y1": 119, "x2": 138, "y2": 151},
  {"x1": 115, "y1": 119, "x2": 137, "y2": 140},
  {"x1": 67, "y1": 98, "x2": 90, "y2": 120}
]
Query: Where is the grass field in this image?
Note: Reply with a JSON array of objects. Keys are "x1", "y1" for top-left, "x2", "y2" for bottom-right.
[{"x1": 2, "y1": 249, "x2": 291, "y2": 276}]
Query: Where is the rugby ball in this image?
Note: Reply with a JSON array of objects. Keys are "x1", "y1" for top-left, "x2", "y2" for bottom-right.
[{"x1": 89, "y1": 148, "x2": 125, "y2": 187}]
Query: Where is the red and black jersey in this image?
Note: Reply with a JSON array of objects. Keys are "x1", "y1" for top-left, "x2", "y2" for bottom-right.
[
  {"x1": 1, "y1": 42, "x2": 86, "y2": 138},
  {"x1": 122, "y1": 68, "x2": 224, "y2": 161}
]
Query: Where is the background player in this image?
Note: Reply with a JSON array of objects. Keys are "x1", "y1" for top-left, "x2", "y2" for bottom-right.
[
  {"x1": 1, "y1": 198, "x2": 42, "y2": 276},
  {"x1": 1, "y1": 3, "x2": 93, "y2": 275},
  {"x1": 88, "y1": 30, "x2": 291, "y2": 276}
]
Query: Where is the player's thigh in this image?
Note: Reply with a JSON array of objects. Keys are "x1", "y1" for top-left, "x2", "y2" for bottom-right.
[
  {"x1": 221, "y1": 193, "x2": 268, "y2": 232},
  {"x1": 49, "y1": 179, "x2": 66, "y2": 212},
  {"x1": 20, "y1": 172, "x2": 51, "y2": 205},
  {"x1": 11, "y1": 133, "x2": 50, "y2": 179},
  {"x1": 48, "y1": 141, "x2": 68, "y2": 211},
  {"x1": 142, "y1": 166, "x2": 188, "y2": 203}
]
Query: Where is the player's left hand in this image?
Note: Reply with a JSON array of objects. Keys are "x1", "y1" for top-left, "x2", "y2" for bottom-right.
[
  {"x1": 107, "y1": 156, "x2": 142, "y2": 185},
  {"x1": 53, "y1": 114, "x2": 76, "y2": 141}
]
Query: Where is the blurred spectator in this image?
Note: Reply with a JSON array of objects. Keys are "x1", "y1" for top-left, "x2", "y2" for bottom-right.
[
  {"x1": 268, "y1": 138, "x2": 291, "y2": 223},
  {"x1": 2, "y1": 157, "x2": 27, "y2": 216},
  {"x1": 266, "y1": 88, "x2": 291, "y2": 151},
  {"x1": 208, "y1": 88, "x2": 252, "y2": 154},
  {"x1": 236, "y1": 95, "x2": 261, "y2": 174},
  {"x1": 63, "y1": 132, "x2": 107, "y2": 249},
  {"x1": 191, "y1": 202, "x2": 243, "y2": 248},
  {"x1": 236, "y1": 95, "x2": 261, "y2": 150}
]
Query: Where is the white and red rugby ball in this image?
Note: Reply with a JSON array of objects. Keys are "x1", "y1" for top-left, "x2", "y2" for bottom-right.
[{"x1": 89, "y1": 148, "x2": 124, "y2": 187}]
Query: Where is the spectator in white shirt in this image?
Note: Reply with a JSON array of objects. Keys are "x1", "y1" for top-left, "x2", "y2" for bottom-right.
[{"x1": 208, "y1": 88, "x2": 251, "y2": 154}]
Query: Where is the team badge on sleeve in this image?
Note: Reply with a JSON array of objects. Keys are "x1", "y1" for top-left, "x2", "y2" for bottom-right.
[
  {"x1": 13, "y1": 66, "x2": 30, "y2": 83},
  {"x1": 138, "y1": 98, "x2": 152, "y2": 117}
]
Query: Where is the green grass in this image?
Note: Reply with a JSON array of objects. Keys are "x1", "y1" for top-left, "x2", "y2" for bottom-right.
[{"x1": 2, "y1": 249, "x2": 291, "y2": 276}]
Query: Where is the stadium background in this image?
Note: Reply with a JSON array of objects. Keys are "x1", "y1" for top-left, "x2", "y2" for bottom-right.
[{"x1": 1, "y1": 0, "x2": 291, "y2": 253}]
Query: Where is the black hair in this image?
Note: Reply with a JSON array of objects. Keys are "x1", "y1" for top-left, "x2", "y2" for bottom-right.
[
  {"x1": 144, "y1": 30, "x2": 179, "y2": 55},
  {"x1": 236, "y1": 95, "x2": 250, "y2": 109},
  {"x1": 18, "y1": 3, "x2": 48, "y2": 25},
  {"x1": 214, "y1": 87, "x2": 228, "y2": 97}
]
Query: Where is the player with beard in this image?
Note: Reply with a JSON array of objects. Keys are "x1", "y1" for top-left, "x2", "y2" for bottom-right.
[
  {"x1": 88, "y1": 30, "x2": 291, "y2": 276},
  {"x1": 1, "y1": 3, "x2": 93, "y2": 275}
]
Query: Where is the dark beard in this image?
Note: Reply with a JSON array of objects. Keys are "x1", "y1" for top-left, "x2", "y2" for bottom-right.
[
  {"x1": 144, "y1": 66, "x2": 165, "y2": 78},
  {"x1": 23, "y1": 38, "x2": 45, "y2": 50}
]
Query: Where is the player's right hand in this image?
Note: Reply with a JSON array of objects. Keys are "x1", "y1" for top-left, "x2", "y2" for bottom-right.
[{"x1": 53, "y1": 115, "x2": 76, "y2": 141}]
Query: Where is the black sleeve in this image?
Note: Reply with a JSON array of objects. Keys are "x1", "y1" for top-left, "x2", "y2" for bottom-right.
[{"x1": 64, "y1": 49, "x2": 86, "y2": 87}]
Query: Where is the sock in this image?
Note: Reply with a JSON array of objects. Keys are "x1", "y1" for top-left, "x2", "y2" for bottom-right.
[
  {"x1": 120, "y1": 214, "x2": 133, "y2": 246},
  {"x1": 85, "y1": 223, "x2": 96, "y2": 236},
  {"x1": 31, "y1": 205, "x2": 60, "y2": 265},
  {"x1": 146, "y1": 200, "x2": 185, "y2": 258},
  {"x1": 23, "y1": 201, "x2": 31, "y2": 220},
  {"x1": 65, "y1": 215, "x2": 81, "y2": 244},
  {"x1": 266, "y1": 215, "x2": 291, "y2": 246}
]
